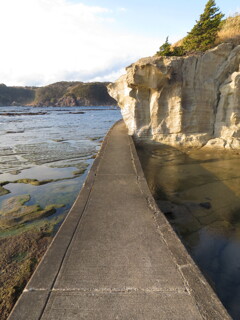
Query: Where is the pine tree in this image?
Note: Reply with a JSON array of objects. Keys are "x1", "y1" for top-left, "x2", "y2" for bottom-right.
[
  {"x1": 156, "y1": 37, "x2": 172, "y2": 56},
  {"x1": 183, "y1": 0, "x2": 224, "y2": 52}
]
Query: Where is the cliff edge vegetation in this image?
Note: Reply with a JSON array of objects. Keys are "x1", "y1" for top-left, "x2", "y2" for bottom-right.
[
  {"x1": 173, "y1": 12, "x2": 240, "y2": 51},
  {"x1": 157, "y1": 0, "x2": 239, "y2": 56},
  {"x1": 216, "y1": 13, "x2": 240, "y2": 45}
]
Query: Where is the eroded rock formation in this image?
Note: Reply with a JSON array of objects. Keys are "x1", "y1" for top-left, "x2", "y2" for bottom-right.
[{"x1": 108, "y1": 43, "x2": 240, "y2": 149}]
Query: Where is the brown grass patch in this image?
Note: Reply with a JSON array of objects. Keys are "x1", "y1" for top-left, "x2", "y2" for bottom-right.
[
  {"x1": 172, "y1": 13, "x2": 240, "y2": 49},
  {"x1": 216, "y1": 13, "x2": 240, "y2": 45}
]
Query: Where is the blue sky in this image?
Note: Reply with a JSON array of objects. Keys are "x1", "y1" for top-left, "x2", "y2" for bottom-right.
[
  {"x1": 80, "y1": 0, "x2": 240, "y2": 38},
  {"x1": 0, "y1": 0, "x2": 239, "y2": 86}
]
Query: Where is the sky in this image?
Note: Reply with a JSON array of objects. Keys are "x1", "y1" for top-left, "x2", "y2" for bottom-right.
[{"x1": 0, "y1": 0, "x2": 239, "y2": 86}]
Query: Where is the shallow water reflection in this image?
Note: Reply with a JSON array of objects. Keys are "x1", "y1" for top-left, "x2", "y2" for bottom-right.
[{"x1": 136, "y1": 143, "x2": 240, "y2": 320}]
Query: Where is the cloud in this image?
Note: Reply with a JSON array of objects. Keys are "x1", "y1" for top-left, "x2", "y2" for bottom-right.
[
  {"x1": 117, "y1": 7, "x2": 127, "y2": 12},
  {"x1": 89, "y1": 68, "x2": 126, "y2": 83},
  {"x1": 0, "y1": 0, "x2": 159, "y2": 86}
]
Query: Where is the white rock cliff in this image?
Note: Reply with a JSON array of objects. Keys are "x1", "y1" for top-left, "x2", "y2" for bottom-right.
[{"x1": 108, "y1": 43, "x2": 240, "y2": 149}]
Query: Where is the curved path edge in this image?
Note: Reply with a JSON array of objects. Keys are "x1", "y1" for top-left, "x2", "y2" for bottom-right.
[{"x1": 8, "y1": 120, "x2": 231, "y2": 320}]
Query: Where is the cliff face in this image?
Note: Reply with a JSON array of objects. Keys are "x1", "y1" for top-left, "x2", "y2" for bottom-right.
[{"x1": 108, "y1": 43, "x2": 240, "y2": 149}]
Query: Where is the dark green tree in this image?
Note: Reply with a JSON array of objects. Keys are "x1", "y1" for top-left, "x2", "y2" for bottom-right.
[
  {"x1": 172, "y1": 46, "x2": 185, "y2": 56},
  {"x1": 156, "y1": 37, "x2": 186, "y2": 57},
  {"x1": 156, "y1": 37, "x2": 172, "y2": 56},
  {"x1": 183, "y1": 0, "x2": 224, "y2": 52}
]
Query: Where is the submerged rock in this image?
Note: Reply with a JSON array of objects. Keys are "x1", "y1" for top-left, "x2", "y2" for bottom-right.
[
  {"x1": 0, "y1": 195, "x2": 64, "y2": 230},
  {"x1": 0, "y1": 186, "x2": 10, "y2": 196},
  {"x1": 199, "y1": 202, "x2": 212, "y2": 209},
  {"x1": 0, "y1": 112, "x2": 47, "y2": 116},
  {"x1": 14, "y1": 178, "x2": 54, "y2": 186},
  {"x1": 108, "y1": 43, "x2": 240, "y2": 149}
]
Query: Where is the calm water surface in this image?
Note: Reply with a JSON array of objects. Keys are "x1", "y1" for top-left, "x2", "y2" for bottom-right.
[
  {"x1": 136, "y1": 143, "x2": 240, "y2": 320},
  {"x1": 0, "y1": 106, "x2": 121, "y2": 234}
]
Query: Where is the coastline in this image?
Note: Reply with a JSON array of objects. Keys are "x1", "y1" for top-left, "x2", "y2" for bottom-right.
[
  {"x1": 0, "y1": 106, "x2": 120, "y2": 320},
  {"x1": 8, "y1": 120, "x2": 230, "y2": 320}
]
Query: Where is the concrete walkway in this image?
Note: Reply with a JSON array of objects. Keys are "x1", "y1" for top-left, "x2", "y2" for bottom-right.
[{"x1": 8, "y1": 121, "x2": 230, "y2": 320}]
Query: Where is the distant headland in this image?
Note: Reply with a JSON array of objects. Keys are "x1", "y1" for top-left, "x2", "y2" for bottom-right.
[{"x1": 0, "y1": 81, "x2": 116, "y2": 107}]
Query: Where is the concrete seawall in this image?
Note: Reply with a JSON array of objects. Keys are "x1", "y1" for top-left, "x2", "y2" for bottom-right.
[{"x1": 8, "y1": 121, "x2": 231, "y2": 320}]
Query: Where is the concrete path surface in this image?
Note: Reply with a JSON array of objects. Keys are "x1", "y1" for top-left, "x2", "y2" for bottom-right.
[{"x1": 8, "y1": 121, "x2": 231, "y2": 320}]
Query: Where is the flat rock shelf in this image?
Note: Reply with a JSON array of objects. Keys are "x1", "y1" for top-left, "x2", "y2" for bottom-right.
[{"x1": 8, "y1": 121, "x2": 230, "y2": 320}]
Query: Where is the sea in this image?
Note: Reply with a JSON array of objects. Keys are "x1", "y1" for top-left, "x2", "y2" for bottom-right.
[{"x1": 0, "y1": 106, "x2": 121, "y2": 234}]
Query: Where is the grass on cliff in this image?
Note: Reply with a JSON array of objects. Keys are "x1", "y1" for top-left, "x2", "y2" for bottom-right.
[
  {"x1": 216, "y1": 13, "x2": 240, "y2": 45},
  {"x1": 173, "y1": 13, "x2": 240, "y2": 49}
]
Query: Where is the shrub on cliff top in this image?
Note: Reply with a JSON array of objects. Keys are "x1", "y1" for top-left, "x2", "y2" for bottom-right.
[
  {"x1": 183, "y1": 0, "x2": 224, "y2": 52},
  {"x1": 156, "y1": 37, "x2": 172, "y2": 56},
  {"x1": 156, "y1": 37, "x2": 185, "y2": 57},
  {"x1": 157, "y1": 0, "x2": 224, "y2": 56}
]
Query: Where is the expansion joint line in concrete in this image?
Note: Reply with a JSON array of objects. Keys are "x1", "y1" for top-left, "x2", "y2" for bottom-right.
[{"x1": 24, "y1": 287, "x2": 189, "y2": 294}]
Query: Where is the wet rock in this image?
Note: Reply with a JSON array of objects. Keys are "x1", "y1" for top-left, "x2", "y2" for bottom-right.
[
  {"x1": 204, "y1": 220, "x2": 232, "y2": 236},
  {"x1": 69, "y1": 111, "x2": 85, "y2": 114},
  {"x1": 0, "y1": 112, "x2": 47, "y2": 116},
  {"x1": 14, "y1": 178, "x2": 54, "y2": 186},
  {"x1": 0, "y1": 195, "x2": 64, "y2": 230},
  {"x1": 156, "y1": 200, "x2": 175, "y2": 213},
  {"x1": 5, "y1": 130, "x2": 24, "y2": 134},
  {"x1": 8, "y1": 170, "x2": 21, "y2": 175},
  {"x1": 52, "y1": 139, "x2": 66, "y2": 142},
  {"x1": 199, "y1": 202, "x2": 212, "y2": 209},
  {"x1": 0, "y1": 181, "x2": 9, "y2": 186},
  {"x1": 197, "y1": 214, "x2": 219, "y2": 225},
  {"x1": 89, "y1": 136, "x2": 102, "y2": 141},
  {"x1": 72, "y1": 163, "x2": 89, "y2": 176},
  {"x1": 0, "y1": 186, "x2": 10, "y2": 196}
]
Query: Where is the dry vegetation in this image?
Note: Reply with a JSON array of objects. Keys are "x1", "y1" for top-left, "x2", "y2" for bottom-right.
[
  {"x1": 173, "y1": 13, "x2": 240, "y2": 49},
  {"x1": 216, "y1": 13, "x2": 240, "y2": 45}
]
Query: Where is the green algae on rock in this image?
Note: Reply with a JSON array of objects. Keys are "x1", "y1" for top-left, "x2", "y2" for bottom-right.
[
  {"x1": 0, "y1": 195, "x2": 64, "y2": 231},
  {"x1": 0, "y1": 185, "x2": 10, "y2": 196},
  {"x1": 14, "y1": 178, "x2": 54, "y2": 186}
]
